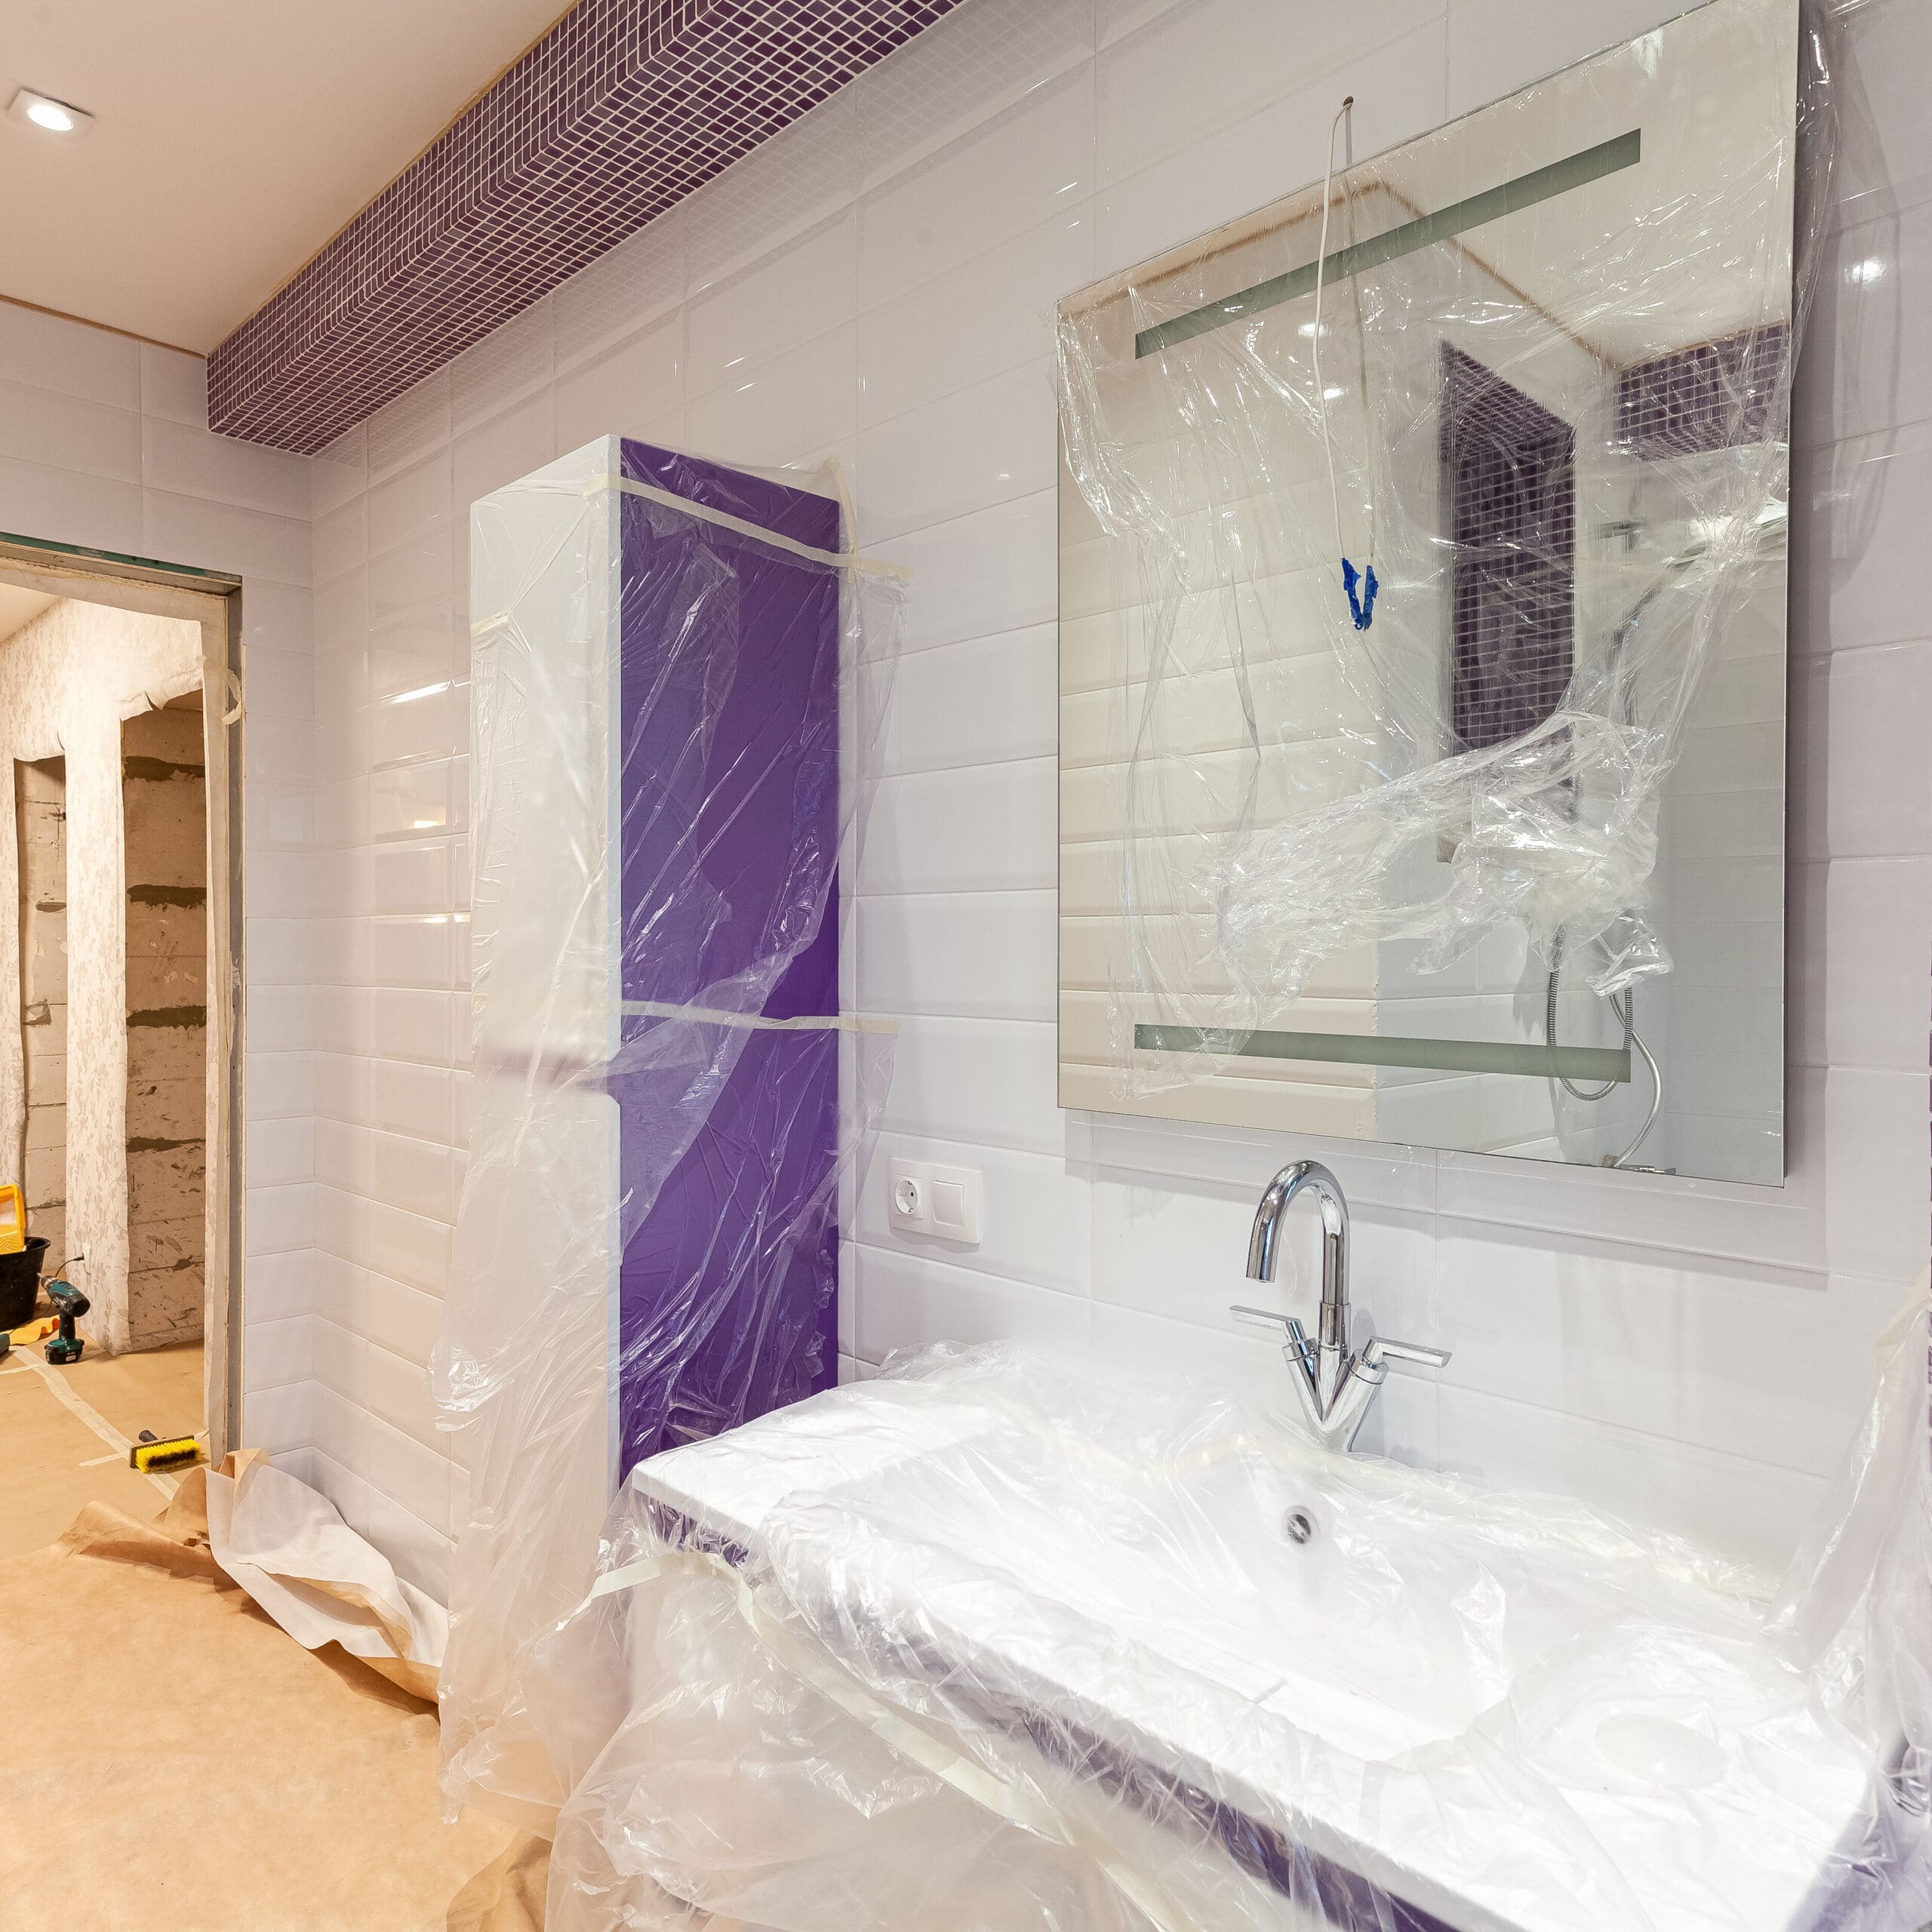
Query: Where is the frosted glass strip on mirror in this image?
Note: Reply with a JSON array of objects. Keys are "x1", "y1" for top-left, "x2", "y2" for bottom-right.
[
  {"x1": 1133, "y1": 1025, "x2": 1632, "y2": 1084},
  {"x1": 1134, "y1": 129, "x2": 1643, "y2": 358}
]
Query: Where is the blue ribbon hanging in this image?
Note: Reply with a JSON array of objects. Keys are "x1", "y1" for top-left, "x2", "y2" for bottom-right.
[{"x1": 1342, "y1": 557, "x2": 1379, "y2": 632}]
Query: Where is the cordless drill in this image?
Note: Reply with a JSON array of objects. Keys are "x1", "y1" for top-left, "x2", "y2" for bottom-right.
[{"x1": 44, "y1": 1278, "x2": 88, "y2": 1365}]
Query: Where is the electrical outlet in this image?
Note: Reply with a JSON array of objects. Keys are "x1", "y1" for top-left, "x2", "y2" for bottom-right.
[{"x1": 886, "y1": 1157, "x2": 982, "y2": 1245}]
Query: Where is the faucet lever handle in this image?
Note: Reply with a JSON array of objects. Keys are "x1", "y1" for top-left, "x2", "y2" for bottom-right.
[
  {"x1": 1359, "y1": 1335, "x2": 1451, "y2": 1381},
  {"x1": 1229, "y1": 1303, "x2": 1290, "y2": 1334}
]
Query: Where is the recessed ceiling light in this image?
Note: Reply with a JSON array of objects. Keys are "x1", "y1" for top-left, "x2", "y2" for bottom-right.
[{"x1": 8, "y1": 88, "x2": 94, "y2": 138}]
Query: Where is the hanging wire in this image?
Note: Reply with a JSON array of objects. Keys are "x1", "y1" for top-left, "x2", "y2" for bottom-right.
[{"x1": 1312, "y1": 95, "x2": 1377, "y2": 631}]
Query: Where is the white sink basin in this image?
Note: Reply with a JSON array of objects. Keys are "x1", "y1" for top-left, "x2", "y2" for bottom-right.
[{"x1": 629, "y1": 1351, "x2": 1882, "y2": 1932}]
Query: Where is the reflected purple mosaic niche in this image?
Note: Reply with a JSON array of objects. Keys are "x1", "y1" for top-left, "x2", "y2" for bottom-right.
[{"x1": 1440, "y1": 343, "x2": 1578, "y2": 752}]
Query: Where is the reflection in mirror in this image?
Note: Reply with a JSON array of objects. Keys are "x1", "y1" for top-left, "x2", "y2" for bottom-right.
[{"x1": 1056, "y1": 0, "x2": 1798, "y2": 1183}]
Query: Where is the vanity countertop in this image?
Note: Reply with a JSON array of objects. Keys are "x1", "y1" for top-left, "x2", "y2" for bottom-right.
[{"x1": 631, "y1": 1368, "x2": 1876, "y2": 1932}]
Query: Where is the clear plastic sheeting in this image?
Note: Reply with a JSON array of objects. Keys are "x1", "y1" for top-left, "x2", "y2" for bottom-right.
[
  {"x1": 1054, "y1": 0, "x2": 1820, "y2": 1102},
  {"x1": 526, "y1": 1318, "x2": 1932, "y2": 1932},
  {"x1": 430, "y1": 435, "x2": 901, "y2": 1832}
]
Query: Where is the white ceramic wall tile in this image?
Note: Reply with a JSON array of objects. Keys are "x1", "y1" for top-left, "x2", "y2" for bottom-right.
[
  {"x1": 141, "y1": 413, "x2": 311, "y2": 518},
  {"x1": 1797, "y1": 642, "x2": 1932, "y2": 857},
  {"x1": 859, "y1": 890, "x2": 1058, "y2": 1021},
  {"x1": 685, "y1": 89, "x2": 860, "y2": 296},
  {"x1": 869, "y1": 623, "x2": 1060, "y2": 774},
  {"x1": 0, "y1": 377, "x2": 140, "y2": 479},
  {"x1": 1094, "y1": 0, "x2": 1443, "y2": 188},
  {"x1": 858, "y1": 211, "x2": 1093, "y2": 429},
  {"x1": 1791, "y1": 420, "x2": 1932, "y2": 654},
  {"x1": 450, "y1": 298, "x2": 555, "y2": 436},
  {"x1": 0, "y1": 0, "x2": 1903, "y2": 1598},
  {"x1": 878, "y1": 1017, "x2": 1064, "y2": 1155},
  {"x1": 857, "y1": 758, "x2": 1058, "y2": 895},
  {"x1": 686, "y1": 323, "x2": 857, "y2": 471},
  {"x1": 689, "y1": 213, "x2": 857, "y2": 397},
  {"x1": 0, "y1": 454, "x2": 143, "y2": 554},
  {"x1": 1444, "y1": 0, "x2": 1687, "y2": 117},
  {"x1": 856, "y1": 357, "x2": 1058, "y2": 543},
  {"x1": 854, "y1": 1243, "x2": 1091, "y2": 1364},
  {"x1": 857, "y1": 66, "x2": 1097, "y2": 311},
  {"x1": 555, "y1": 318, "x2": 682, "y2": 454},
  {"x1": 854, "y1": 0, "x2": 1094, "y2": 192},
  {"x1": 0, "y1": 301, "x2": 140, "y2": 405},
  {"x1": 451, "y1": 395, "x2": 558, "y2": 520},
  {"x1": 140, "y1": 343, "x2": 208, "y2": 428},
  {"x1": 1795, "y1": 197, "x2": 1932, "y2": 450},
  {"x1": 872, "y1": 491, "x2": 1060, "y2": 655},
  {"x1": 144, "y1": 488, "x2": 311, "y2": 587}
]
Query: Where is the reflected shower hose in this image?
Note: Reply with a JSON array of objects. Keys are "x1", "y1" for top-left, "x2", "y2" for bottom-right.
[
  {"x1": 1536, "y1": 540, "x2": 1715, "y2": 1170},
  {"x1": 1545, "y1": 932, "x2": 1662, "y2": 1169}
]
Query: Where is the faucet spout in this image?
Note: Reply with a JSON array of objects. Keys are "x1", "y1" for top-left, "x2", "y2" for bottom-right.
[
  {"x1": 1247, "y1": 1159, "x2": 1349, "y2": 1347},
  {"x1": 1233, "y1": 1159, "x2": 1450, "y2": 1454}
]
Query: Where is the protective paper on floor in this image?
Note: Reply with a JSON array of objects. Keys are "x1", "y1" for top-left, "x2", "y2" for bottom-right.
[
  {"x1": 432, "y1": 437, "x2": 901, "y2": 1832},
  {"x1": 0, "y1": 1486, "x2": 514, "y2": 1931},
  {"x1": 1054, "y1": 0, "x2": 1820, "y2": 1100},
  {"x1": 520, "y1": 1302, "x2": 1932, "y2": 1932},
  {"x1": 198, "y1": 1450, "x2": 447, "y2": 1702}
]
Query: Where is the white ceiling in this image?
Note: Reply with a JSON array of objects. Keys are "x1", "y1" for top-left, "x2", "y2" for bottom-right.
[{"x1": 0, "y1": 0, "x2": 570, "y2": 353}]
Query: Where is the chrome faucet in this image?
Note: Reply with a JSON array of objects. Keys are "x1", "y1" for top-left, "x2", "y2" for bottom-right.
[{"x1": 1232, "y1": 1159, "x2": 1450, "y2": 1453}]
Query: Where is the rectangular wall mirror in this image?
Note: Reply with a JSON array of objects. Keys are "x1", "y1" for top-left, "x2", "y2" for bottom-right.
[{"x1": 1057, "y1": 0, "x2": 1798, "y2": 1184}]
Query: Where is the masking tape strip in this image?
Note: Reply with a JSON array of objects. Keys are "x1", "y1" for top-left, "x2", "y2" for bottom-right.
[
  {"x1": 589, "y1": 1549, "x2": 1200, "y2": 1932},
  {"x1": 618, "y1": 999, "x2": 900, "y2": 1036},
  {"x1": 586, "y1": 474, "x2": 913, "y2": 582}
]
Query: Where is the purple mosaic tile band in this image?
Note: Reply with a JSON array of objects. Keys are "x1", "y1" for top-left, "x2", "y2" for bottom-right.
[
  {"x1": 1616, "y1": 324, "x2": 1790, "y2": 459},
  {"x1": 208, "y1": 0, "x2": 965, "y2": 454}
]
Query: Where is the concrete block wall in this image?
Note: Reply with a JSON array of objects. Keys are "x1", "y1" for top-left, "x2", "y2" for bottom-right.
[{"x1": 122, "y1": 697, "x2": 208, "y2": 1349}]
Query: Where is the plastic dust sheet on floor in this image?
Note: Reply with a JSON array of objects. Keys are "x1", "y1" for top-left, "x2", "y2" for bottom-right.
[
  {"x1": 1054, "y1": 0, "x2": 1823, "y2": 1105},
  {"x1": 0, "y1": 1456, "x2": 534, "y2": 1932}
]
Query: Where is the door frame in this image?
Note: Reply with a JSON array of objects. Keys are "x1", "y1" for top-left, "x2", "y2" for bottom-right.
[{"x1": 0, "y1": 531, "x2": 245, "y2": 1458}]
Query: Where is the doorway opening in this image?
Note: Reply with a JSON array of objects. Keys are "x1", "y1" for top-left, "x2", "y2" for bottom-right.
[{"x1": 0, "y1": 534, "x2": 242, "y2": 1549}]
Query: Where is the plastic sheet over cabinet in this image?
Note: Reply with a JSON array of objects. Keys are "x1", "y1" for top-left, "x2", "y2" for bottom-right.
[{"x1": 429, "y1": 436, "x2": 903, "y2": 1832}]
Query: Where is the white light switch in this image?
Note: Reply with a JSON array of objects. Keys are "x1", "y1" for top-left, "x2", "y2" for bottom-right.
[{"x1": 886, "y1": 1157, "x2": 982, "y2": 1245}]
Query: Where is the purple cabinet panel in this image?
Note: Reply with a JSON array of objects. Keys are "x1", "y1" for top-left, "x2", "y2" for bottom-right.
[{"x1": 612, "y1": 441, "x2": 842, "y2": 1474}]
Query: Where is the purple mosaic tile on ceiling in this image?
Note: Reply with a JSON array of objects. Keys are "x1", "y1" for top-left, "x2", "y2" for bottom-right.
[{"x1": 208, "y1": 0, "x2": 967, "y2": 454}]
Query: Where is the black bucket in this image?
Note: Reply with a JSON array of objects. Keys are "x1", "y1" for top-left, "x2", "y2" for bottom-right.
[{"x1": 0, "y1": 1237, "x2": 50, "y2": 1330}]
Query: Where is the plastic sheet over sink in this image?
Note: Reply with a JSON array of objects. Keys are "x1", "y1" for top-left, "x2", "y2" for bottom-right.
[{"x1": 524, "y1": 1325, "x2": 1930, "y2": 1932}]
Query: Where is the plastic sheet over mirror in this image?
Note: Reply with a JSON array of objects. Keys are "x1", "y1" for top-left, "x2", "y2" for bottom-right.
[{"x1": 1054, "y1": 0, "x2": 1824, "y2": 1109}]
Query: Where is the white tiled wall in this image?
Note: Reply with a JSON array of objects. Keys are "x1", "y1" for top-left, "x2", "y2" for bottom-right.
[
  {"x1": 8, "y1": 0, "x2": 1925, "y2": 1600},
  {"x1": 272, "y1": 0, "x2": 1930, "y2": 1597},
  {"x1": 0, "y1": 300, "x2": 317, "y2": 1433}
]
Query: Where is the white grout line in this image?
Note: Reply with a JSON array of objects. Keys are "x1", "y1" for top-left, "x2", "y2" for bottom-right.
[{"x1": 10, "y1": 1349, "x2": 180, "y2": 1500}]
